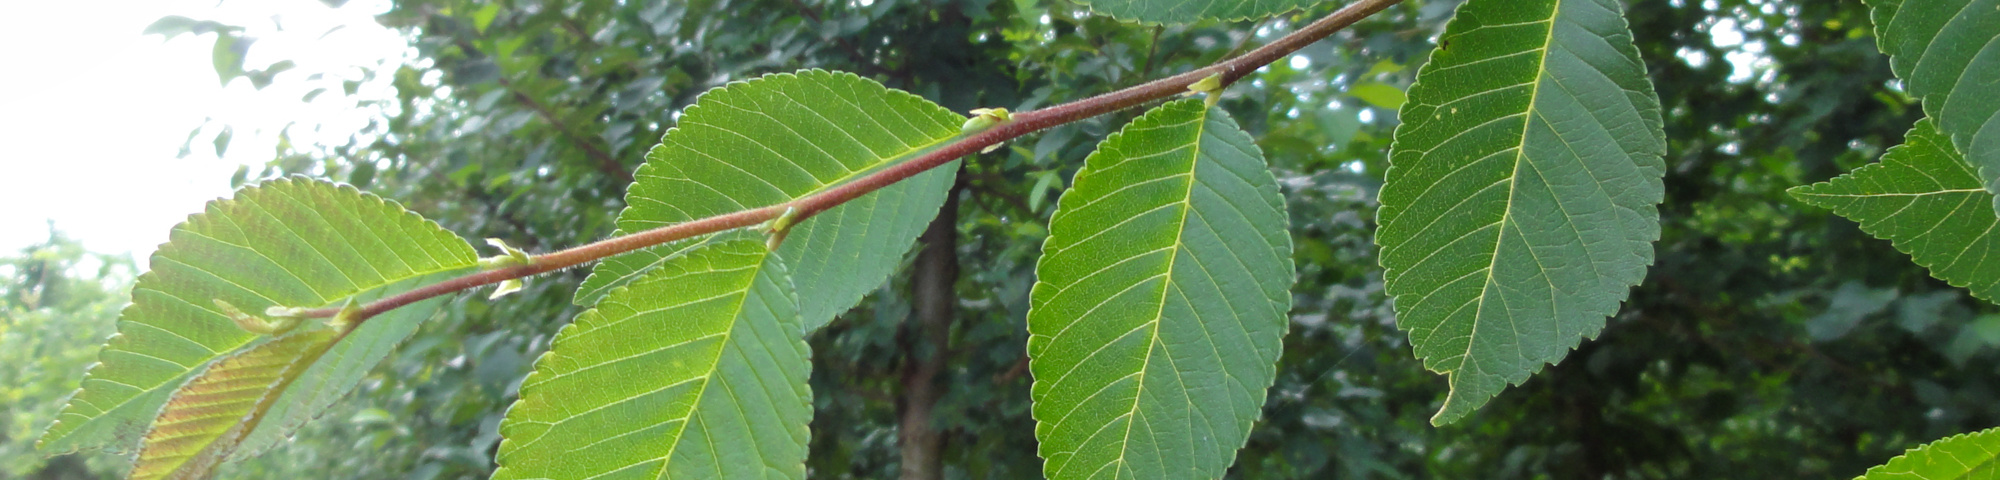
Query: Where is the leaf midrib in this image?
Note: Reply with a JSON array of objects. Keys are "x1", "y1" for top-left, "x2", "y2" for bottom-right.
[
  {"x1": 1796, "y1": 189, "x2": 1985, "y2": 198},
  {"x1": 649, "y1": 103, "x2": 963, "y2": 227},
  {"x1": 1460, "y1": 0, "x2": 1563, "y2": 376},
  {"x1": 641, "y1": 258, "x2": 762, "y2": 479},
  {"x1": 1104, "y1": 110, "x2": 1208, "y2": 479}
]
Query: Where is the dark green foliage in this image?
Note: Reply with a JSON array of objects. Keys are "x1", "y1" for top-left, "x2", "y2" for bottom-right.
[{"x1": 18, "y1": 0, "x2": 2000, "y2": 478}]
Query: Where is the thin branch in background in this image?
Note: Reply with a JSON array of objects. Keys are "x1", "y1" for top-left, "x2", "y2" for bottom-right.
[
  {"x1": 1226, "y1": 18, "x2": 1273, "y2": 61},
  {"x1": 967, "y1": 170, "x2": 1034, "y2": 214},
  {"x1": 1139, "y1": 25, "x2": 1164, "y2": 81},
  {"x1": 495, "y1": 76, "x2": 632, "y2": 183},
  {"x1": 449, "y1": 33, "x2": 634, "y2": 183},
  {"x1": 994, "y1": 355, "x2": 1030, "y2": 385}
]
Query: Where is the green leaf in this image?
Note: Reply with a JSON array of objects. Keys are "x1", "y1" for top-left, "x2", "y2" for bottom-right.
[
  {"x1": 495, "y1": 236, "x2": 810, "y2": 480},
  {"x1": 1070, "y1": 0, "x2": 1313, "y2": 25},
  {"x1": 1027, "y1": 99, "x2": 1293, "y2": 479},
  {"x1": 129, "y1": 329, "x2": 336, "y2": 480},
  {"x1": 473, "y1": 4, "x2": 501, "y2": 34},
  {"x1": 213, "y1": 126, "x2": 233, "y2": 158},
  {"x1": 1348, "y1": 82, "x2": 1408, "y2": 110},
  {"x1": 212, "y1": 34, "x2": 251, "y2": 85},
  {"x1": 1790, "y1": 120, "x2": 2000, "y2": 303},
  {"x1": 141, "y1": 15, "x2": 241, "y2": 40},
  {"x1": 1377, "y1": 0, "x2": 1666, "y2": 425},
  {"x1": 1866, "y1": 0, "x2": 2000, "y2": 209},
  {"x1": 39, "y1": 178, "x2": 478, "y2": 455},
  {"x1": 580, "y1": 69, "x2": 965, "y2": 333},
  {"x1": 230, "y1": 268, "x2": 469, "y2": 459},
  {"x1": 1855, "y1": 427, "x2": 2000, "y2": 479}
]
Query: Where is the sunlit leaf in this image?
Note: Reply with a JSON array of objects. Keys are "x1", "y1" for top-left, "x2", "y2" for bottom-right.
[
  {"x1": 1027, "y1": 99, "x2": 1293, "y2": 479},
  {"x1": 129, "y1": 330, "x2": 335, "y2": 480},
  {"x1": 1072, "y1": 0, "x2": 1314, "y2": 25},
  {"x1": 39, "y1": 178, "x2": 478, "y2": 458},
  {"x1": 1791, "y1": 120, "x2": 2000, "y2": 303},
  {"x1": 1348, "y1": 82, "x2": 1407, "y2": 110},
  {"x1": 1866, "y1": 0, "x2": 2000, "y2": 210},
  {"x1": 1377, "y1": 0, "x2": 1666, "y2": 425},
  {"x1": 495, "y1": 235, "x2": 810, "y2": 480},
  {"x1": 1855, "y1": 427, "x2": 2000, "y2": 479},
  {"x1": 580, "y1": 69, "x2": 964, "y2": 333}
]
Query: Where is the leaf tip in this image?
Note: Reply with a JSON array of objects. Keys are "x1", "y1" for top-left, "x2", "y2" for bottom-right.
[{"x1": 489, "y1": 279, "x2": 525, "y2": 300}]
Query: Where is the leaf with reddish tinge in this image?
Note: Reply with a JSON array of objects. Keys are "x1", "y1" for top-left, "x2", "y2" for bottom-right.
[
  {"x1": 131, "y1": 330, "x2": 336, "y2": 480},
  {"x1": 38, "y1": 177, "x2": 477, "y2": 465}
]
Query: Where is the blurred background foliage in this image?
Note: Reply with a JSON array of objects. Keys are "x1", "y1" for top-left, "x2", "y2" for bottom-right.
[
  {"x1": 6, "y1": 0, "x2": 1998, "y2": 478},
  {"x1": 2, "y1": 230, "x2": 135, "y2": 479}
]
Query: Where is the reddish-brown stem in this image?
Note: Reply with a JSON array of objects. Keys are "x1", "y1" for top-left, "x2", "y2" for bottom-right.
[
  {"x1": 309, "y1": 0, "x2": 1403, "y2": 324},
  {"x1": 789, "y1": 0, "x2": 1401, "y2": 221}
]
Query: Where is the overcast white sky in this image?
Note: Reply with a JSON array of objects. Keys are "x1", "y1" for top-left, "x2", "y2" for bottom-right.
[{"x1": 0, "y1": 0, "x2": 406, "y2": 262}]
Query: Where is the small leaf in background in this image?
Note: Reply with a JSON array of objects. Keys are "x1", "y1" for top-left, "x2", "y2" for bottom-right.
[
  {"x1": 245, "y1": 60, "x2": 296, "y2": 90},
  {"x1": 1364, "y1": 58, "x2": 1406, "y2": 78},
  {"x1": 38, "y1": 178, "x2": 478, "y2": 461},
  {"x1": 472, "y1": 4, "x2": 501, "y2": 34},
  {"x1": 210, "y1": 34, "x2": 252, "y2": 85},
  {"x1": 1347, "y1": 82, "x2": 1407, "y2": 110},
  {"x1": 349, "y1": 160, "x2": 377, "y2": 188},
  {"x1": 1791, "y1": 120, "x2": 2000, "y2": 304},
  {"x1": 212, "y1": 126, "x2": 232, "y2": 158},
  {"x1": 1864, "y1": 0, "x2": 2000, "y2": 210},
  {"x1": 495, "y1": 236, "x2": 810, "y2": 480},
  {"x1": 228, "y1": 164, "x2": 251, "y2": 187},
  {"x1": 1028, "y1": 99, "x2": 1293, "y2": 479},
  {"x1": 1804, "y1": 281, "x2": 1897, "y2": 341},
  {"x1": 1855, "y1": 427, "x2": 2000, "y2": 479},
  {"x1": 347, "y1": 408, "x2": 394, "y2": 426},
  {"x1": 1070, "y1": 0, "x2": 1316, "y2": 25},
  {"x1": 141, "y1": 16, "x2": 241, "y2": 39},
  {"x1": 1378, "y1": 0, "x2": 1667, "y2": 425},
  {"x1": 581, "y1": 69, "x2": 965, "y2": 333},
  {"x1": 1316, "y1": 105, "x2": 1364, "y2": 149},
  {"x1": 1027, "y1": 170, "x2": 1056, "y2": 212},
  {"x1": 1944, "y1": 315, "x2": 2000, "y2": 365}
]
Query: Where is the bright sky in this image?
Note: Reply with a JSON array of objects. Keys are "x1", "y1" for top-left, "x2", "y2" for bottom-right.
[{"x1": 0, "y1": 0, "x2": 407, "y2": 261}]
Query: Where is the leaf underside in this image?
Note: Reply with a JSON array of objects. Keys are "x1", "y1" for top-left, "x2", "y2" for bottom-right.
[
  {"x1": 40, "y1": 177, "x2": 478, "y2": 456},
  {"x1": 1027, "y1": 99, "x2": 1294, "y2": 480},
  {"x1": 130, "y1": 330, "x2": 335, "y2": 480},
  {"x1": 1791, "y1": 120, "x2": 2000, "y2": 304},
  {"x1": 1072, "y1": 0, "x2": 1315, "y2": 25},
  {"x1": 1866, "y1": 0, "x2": 2000, "y2": 210},
  {"x1": 495, "y1": 236, "x2": 811, "y2": 480},
  {"x1": 1856, "y1": 427, "x2": 2000, "y2": 480},
  {"x1": 1378, "y1": 0, "x2": 1666, "y2": 425},
  {"x1": 580, "y1": 69, "x2": 964, "y2": 333}
]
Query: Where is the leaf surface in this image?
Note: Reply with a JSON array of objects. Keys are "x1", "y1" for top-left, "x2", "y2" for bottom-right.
[
  {"x1": 580, "y1": 69, "x2": 963, "y2": 333},
  {"x1": 1377, "y1": 0, "x2": 1666, "y2": 425},
  {"x1": 1867, "y1": 0, "x2": 2000, "y2": 208},
  {"x1": 495, "y1": 236, "x2": 810, "y2": 480},
  {"x1": 129, "y1": 330, "x2": 336, "y2": 480},
  {"x1": 1856, "y1": 427, "x2": 2000, "y2": 480},
  {"x1": 40, "y1": 178, "x2": 478, "y2": 454},
  {"x1": 1791, "y1": 120, "x2": 2000, "y2": 303},
  {"x1": 1027, "y1": 100, "x2": 1293, "y2": 479}
]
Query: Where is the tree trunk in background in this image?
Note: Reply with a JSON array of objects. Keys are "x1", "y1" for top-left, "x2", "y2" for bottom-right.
[{"x1": 898, "y1": 188, "x2": 959, "y2": 480}]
